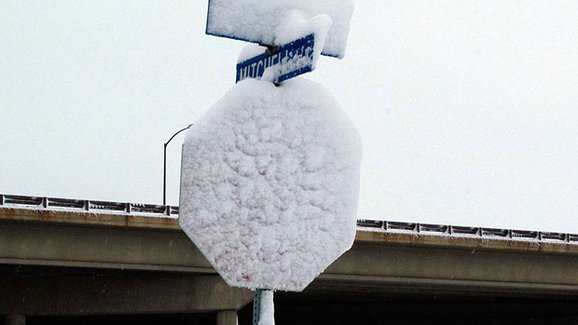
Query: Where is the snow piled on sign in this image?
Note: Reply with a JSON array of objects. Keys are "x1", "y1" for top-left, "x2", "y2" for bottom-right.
[
  {"x1": 206, "y1": 0, "x2": 354, "y2": 58},
  {"x1": 237, "y1": 12, "x2": 332, "y2": 84},
  {"x1": 274, "y1": 10, "x2": 332, "y2": 68},
  {"x1": 179, "y1": 78, "x2": 362, "y2": 291},
  {"x1": 238, "y1": 11, "x2": 332, "y2": 68}
]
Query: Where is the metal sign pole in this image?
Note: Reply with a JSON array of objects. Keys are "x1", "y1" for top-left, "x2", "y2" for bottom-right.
[
  {"x1": 252, "y1": 289, "x2": 263, "y2": 325},
  {"x1": 253, "y1": 289, "x2": 275, "y2": 325}
]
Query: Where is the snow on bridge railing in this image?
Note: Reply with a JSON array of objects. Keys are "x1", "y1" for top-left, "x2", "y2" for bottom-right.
[
  {"x1": 0, "y1": 194, "x2": 179, "y2": 217},
  {"x1": 356, "y1": 219, "x2": 578, "y2": 244},
  {"x1": 1, "y1": 193, "x2": 577, "y2": 244}
]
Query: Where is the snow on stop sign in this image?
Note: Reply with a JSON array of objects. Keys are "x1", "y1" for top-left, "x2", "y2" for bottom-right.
[{"x1": 179, "y1": 78, "x2": 361, "y2": 292}]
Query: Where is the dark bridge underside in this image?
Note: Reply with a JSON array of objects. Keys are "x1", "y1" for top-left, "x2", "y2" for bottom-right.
[
  {"x1": 22, "y1": 297, "x2": 578, "y2": 325},
  {"x1": 3, "y1": 265, "x2": 578, "y2": 325},
  {"x1": 26, "y1": 299, "x2": 578, "y2": 325},
  {"x1": 270, "y1": 289, "x2": 578, "y2": 325}
]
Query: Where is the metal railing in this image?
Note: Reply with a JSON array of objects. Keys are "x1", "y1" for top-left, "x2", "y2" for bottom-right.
[
  {"x1": 0, "y1": 194, "x2": 178, "y2": 217},
  {"x1": 356, "y1": 219, "x2": 578, "y2": 244},
  {"x1": 1, "y1": 193, "x2": 577, "y2": 244}
]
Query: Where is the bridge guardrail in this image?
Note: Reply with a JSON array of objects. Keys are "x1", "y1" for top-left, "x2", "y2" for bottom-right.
[
  {"x1": 356, "y1": 219, "x2": 578, "y2": 244},
  {"x1": 0, "y1": 194, "x2": 179, "y2": 217},
  {"x1": 1, "y1": 193, "x2": 576, "y2": 244}
]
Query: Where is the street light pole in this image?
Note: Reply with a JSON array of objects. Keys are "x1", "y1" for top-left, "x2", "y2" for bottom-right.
[{"x1": 163, "y1": 124, "x2": 193, "y2": 206}]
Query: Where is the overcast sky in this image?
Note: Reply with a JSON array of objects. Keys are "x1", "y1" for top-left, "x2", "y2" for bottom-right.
[{"x1": 2, "y1": 1, "x2": 578, "y2": 232}]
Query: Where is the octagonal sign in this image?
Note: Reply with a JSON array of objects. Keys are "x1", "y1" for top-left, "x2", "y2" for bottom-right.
[{"x1": 179, "y1": 78, "x2": 361, "y2": 292}]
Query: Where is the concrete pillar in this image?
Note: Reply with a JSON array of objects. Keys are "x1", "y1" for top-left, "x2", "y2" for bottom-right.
[
  {"x1": 216, "y1": 310, "x2": 238, "y2": 325},
  {"x1": 4, "y1": 315, "x2": 25, "y2": 325}
]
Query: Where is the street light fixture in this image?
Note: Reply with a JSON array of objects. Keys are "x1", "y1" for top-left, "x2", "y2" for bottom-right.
[{"x1": 163, "y1": 123, "x2": 193, "y2": 206}]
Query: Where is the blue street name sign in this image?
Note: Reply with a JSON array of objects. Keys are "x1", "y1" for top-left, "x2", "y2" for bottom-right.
[{"x1": 236, "y1": 34, "x2": 315, "y2": 84}]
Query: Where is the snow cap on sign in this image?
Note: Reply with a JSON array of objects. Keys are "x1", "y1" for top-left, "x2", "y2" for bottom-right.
[
  {"x1": 236, "y1": 12, "x2": 332, "y2": 84},
  {"x1": 179, "y1": 78, "x2": 362, "y2": 291},
  {"x1": 206, "y1": 0, "x2": 354, "y2": 58},
  {"x1": 273, "y1": 10, "x2": 332, "y2": 67}
]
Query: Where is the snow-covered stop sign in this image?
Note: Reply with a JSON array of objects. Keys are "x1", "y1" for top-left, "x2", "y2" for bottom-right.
[{"x1": 179, "y1": 78, "x2": 361, "y2": 292}]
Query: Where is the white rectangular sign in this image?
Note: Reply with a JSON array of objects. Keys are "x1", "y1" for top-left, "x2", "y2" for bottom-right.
[{"x1": 205, "y1": 0, "x2": 353, "y2": 58}]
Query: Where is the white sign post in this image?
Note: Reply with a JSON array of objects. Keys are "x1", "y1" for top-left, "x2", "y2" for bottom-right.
[{"x1": 180, "y1": 2, "x2": 359, "y2": 324}]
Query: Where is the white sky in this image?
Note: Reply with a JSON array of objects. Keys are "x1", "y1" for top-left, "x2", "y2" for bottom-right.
[{"x1": 1, "y1": 1, "x2": 578, "y2": 232}]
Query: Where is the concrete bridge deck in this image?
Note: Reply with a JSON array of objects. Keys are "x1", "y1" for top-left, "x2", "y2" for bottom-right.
[{"x1": 2, "y1": 194, "x2": 578, "y2": 324}]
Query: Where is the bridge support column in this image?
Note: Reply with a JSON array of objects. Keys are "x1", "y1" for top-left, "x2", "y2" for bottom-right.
[
  {"x1": 216, "y1": 310, "x2": 237, "y2": 325},
  {"x1": 3, "y1": 315, "x2": 25, "y2": 325}
]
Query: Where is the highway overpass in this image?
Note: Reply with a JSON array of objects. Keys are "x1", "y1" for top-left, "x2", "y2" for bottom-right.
[{"x1": 2, "y1": 194, "x2": 578, "y2": 324}]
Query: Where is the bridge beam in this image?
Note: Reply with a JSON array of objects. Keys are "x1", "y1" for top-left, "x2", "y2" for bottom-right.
[
  {"x1": 0, "y1": 215, "x2": 212, "y2": 273},
  {"x1": 0, "y1": 274, "x2": 252, "y2": 316},
  {"x1": 2, "y1": 208, "x2": 578, "y2": 301},
  {"x1": 319, "y1": 241, "x2": 578, "y2": 297}
]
